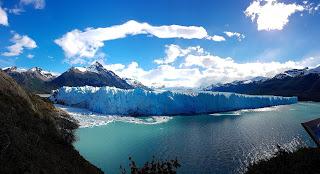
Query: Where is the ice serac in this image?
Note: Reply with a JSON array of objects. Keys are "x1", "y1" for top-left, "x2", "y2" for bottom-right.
[{"x1": 51, "y1": 86, "x2": 298, "y2": 116}]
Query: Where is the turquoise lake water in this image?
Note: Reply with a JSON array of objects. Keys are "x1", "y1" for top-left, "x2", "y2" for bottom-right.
[{"x1": 74, "y1": 102, "x2": 320, "y2": 173}]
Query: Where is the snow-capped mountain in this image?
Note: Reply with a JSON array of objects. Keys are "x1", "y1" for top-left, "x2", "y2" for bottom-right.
[
  {"x1": 2, "y1": 62, "x2": 149, "y2": 93},
  {"x1": 49, "y1": 61, "x2": 133, "y2": 89},
  {"x1": 2, "y1": 66, "x2": 27, "y2": 73},
  {"x1": 307, "y1": 66, "x2": 320, "y2": 74},
  {"x1": 28, "y1": 67, "x2": 57, "y2": 81},
  {"x1": 30, "y1": 67, "x2": 57, "y2": 79},
  {"x1": 3, "y1": 66, "x2": 57, "y2": 93},
  {"x1": 3, "y1": 66, "x2": 57, "y2": 81},
  {"x1": 273, "y1": 68, "x2": 309, "y2": 79},
  {"x1": 205, "y1": 66, "x2": 320, "y2": 101},
  {"x1": 248, "y1": 76, "x2": 269, "y2": 83},
  {"x1": 204, "y1": 76, "x2": 268, "y2": 91},
  {"x1": 123, "y1": 78, "x2": 152, "y2": 90},
  {"x1": 149, "y1": 82, "x2": 166, "y2": 90}
]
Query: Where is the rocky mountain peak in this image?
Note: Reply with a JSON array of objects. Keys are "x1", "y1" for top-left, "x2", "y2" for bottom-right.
[{"x1": 87, "y1": 61, "x2": 105, "y2": 73}]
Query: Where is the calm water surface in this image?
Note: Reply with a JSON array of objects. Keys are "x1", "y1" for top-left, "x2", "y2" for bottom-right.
[{"x1": 74, "y1": 102, "x2": 320, "y2": 173}]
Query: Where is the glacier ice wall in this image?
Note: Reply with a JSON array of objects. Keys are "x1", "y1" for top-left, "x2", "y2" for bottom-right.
[{"x1": 51, "y1": 86, "x2": 298, "y2": 116}]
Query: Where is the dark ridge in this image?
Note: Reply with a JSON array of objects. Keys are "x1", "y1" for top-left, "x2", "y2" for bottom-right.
[
  {"x1": 3, "y1": 67, "x2": 53, "y2": 93},
  {"x1": 207, "y1": 73, "x2": 320, "y2": 102},
  {"x1": 48, "y1": 66, "x2": 133, "y2": 90},
  {"x1": 0, "y1": 70, "x2": 103, "y2": 174}
]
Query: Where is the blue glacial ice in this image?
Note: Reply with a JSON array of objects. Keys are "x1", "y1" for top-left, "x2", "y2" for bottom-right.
[{"x1": 51, "y1": 86, "x2": 298, "y2": 116}]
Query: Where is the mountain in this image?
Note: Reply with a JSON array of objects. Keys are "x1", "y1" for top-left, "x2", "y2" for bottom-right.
[
  {"x1": 205, "y1": 66, "x2": 320, "y2": 101},
  {"x1": 204, "y1": 76, "x2": 268, "y2": 93},
  {"x1": 307, "y1": 66, "x2": 320, "y2": 74},
  {"x1": 0, "y1": 70, "x2": 103, "y2": 173},
  {"x1": 3, "y1": 66, "x2": 57, "y2": 93},
  {"x1": 48, "y1": 62, "x2": 133, "y2": 90},
  {"x1": 3, "y1": 62, "x2": 139, "y2": 93},
  {"x1": 123, "y1": 78, "x2": 152, "y2": 90},
  {"x1": 273, "y1": 68, "x2": 308, "y2": 79}
]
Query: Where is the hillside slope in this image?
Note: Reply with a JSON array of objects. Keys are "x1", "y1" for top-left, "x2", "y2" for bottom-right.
[
  {"x1": 249, "y1": 74, "x2": 320, "y2": 101},
  {"x1": 0, "y1": 70, "x2": 103, "y2": 174}
]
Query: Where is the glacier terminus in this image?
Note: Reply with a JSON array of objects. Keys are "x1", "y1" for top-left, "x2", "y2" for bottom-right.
[{"x1": 51, "y1": 86, "x2": 298, "y2": 116}]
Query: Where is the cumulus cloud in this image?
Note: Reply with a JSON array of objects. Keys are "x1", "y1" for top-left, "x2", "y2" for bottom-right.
[
  {"x1": 245, "y1": 0, "x2": 305, "y2": 31},
  {"x1": 0, "y1": 6, "x2": 8, "y2": 26},
  {"x1": 224, "y1": 31, "x2": 245, "y2": 41},
  {"x1": 111, "y1": 61, "x2": 202, "y2": 88},
  {"x1": 2, "y1": 33, "x2": 37, "y2": 56},
  {"x1": 104, "y1": 63, "x2": 126, "y2": 72},
  {"x1": 102, "y1": 45, "x2": 320, "y2": 88},
  {"x1": 154, "y1": 44, "x2": 206, "y2": 64},
  {"x1": 55, "y1": 20, "x2": 225, "y2": 64}
]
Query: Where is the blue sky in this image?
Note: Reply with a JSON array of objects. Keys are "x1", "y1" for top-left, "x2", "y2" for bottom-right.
[{"x1": 0, "y1": 0, "x2": 320, "y2": 87}]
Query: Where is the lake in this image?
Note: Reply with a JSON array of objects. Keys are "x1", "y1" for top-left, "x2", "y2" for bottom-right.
[{"x1": 73, "y1": 102, "x2": 320, "y2": 173}]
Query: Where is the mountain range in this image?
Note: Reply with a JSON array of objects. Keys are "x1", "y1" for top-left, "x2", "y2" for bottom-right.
[
  {"x1": 3, "y1": 62, "x2": 320, "y2": 101},
  {"x1": 3, "y1": 66, "x2": 56, "y2": 93},
  {"x1": 3, "y1": 62, "x2": 145, "y2": 93},
  {"x1": 205, "y1": 66, "x2": 320, "y2": 101}
]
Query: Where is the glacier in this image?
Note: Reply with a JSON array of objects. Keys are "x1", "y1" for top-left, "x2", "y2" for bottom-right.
[{"x1": 51, "y1": 86, "x2": 298, "y2": 116}]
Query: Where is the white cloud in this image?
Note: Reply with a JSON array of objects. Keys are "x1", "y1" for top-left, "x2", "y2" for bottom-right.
[
  {"x1": 2, "y1": 33, "x2": 37, "y2": 57},
  {"x1": 0, "y1": 6, "x2": 8, "y2": 26},
  {"x1": 104, "y1": 63, "x2": 126, "y2": 72},
  {"x1": 7, "y1": 0, "x2": 45, "y2": 15},
  {"x1": 154, "y1": 44, "x2": 206, "y2": 64},
  {"x1": 27, "y1": 54, "x2": 34, "y2": 59},
  {"x1": 304, "y1": 2, "x2": 320, "y2": 13},
  {"x1": 224, "y1": 31, "x2": 245, "y2": 41},
  {"x1": 299, "y1": 56, "x2": 320, "y2": 68},
  {"x1": 20, "y1": 0, "x2": 45, "y2": 9},
  {"x1": 55, "y1": 20, "x2": 225, "y2": 64},
  {"x1": 8, "y1": 7, "x2": 25, "y2": 15},
  {"x1": 206, "y1": 35, "x2": 226, "y2": 42},
  {"x1": 102, "y1": 45, "x2": 320, "y2": 88},
  {"x1": 180, "y1": 54, "x2": 302, "y2": 85},
  {"x1": 115, "y1": 61, "x2": 202, "y2": 88},
  {"x1": 245, "y1": 0, "x2": 304, "y2": 31}
]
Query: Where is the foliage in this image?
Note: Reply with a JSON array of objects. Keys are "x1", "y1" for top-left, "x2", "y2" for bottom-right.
[{"x1": 120, "y1": 156, "x2": 181, "y2": 174}]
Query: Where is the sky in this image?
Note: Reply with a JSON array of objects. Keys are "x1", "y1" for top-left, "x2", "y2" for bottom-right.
[{"x1": 0, "y1": 0, "x2": 320, "y2": 88}]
